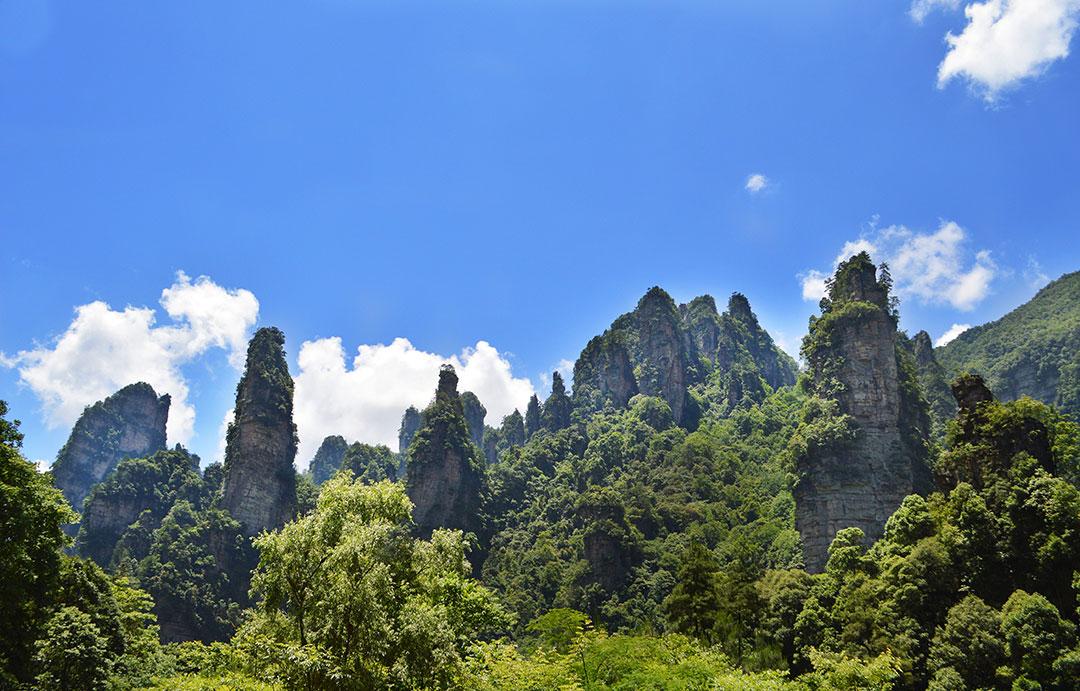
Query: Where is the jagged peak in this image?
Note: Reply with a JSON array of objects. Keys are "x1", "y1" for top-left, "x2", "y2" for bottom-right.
[
  {"x1": 951, "y1": 373, "x2": 994, "y2": 412},
  {"x1": 685, "y1": 294, "x2": 718, "y2": 315},
  {"x1": 437, "y1": 364, "x2": 459, "y2": 396},
  {"x1": 637, "y1": 286, "x2": 677, "y2": 312},
  {"x1": 829, "y1": 252, "x2": 889, "y2": 310},
  {"x1": 726, "y1": 292, "x2": 754, "y2": 322}
]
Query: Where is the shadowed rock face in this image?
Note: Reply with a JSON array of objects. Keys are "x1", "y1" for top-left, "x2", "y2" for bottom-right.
[
  {"x1": 308, "y1": 435, "x2": 349, "y2": 485},
  {"x1": 406, "y1": 365, "x2": 485, "y2": 541},
  {"x1": 76, "y1": 447, "x2": 204, "y2": 567},
  {"x1": 634, "y1": 288, "x2": 691, "y2": 424},
  {"x1": 574, "y1": 333, "x2": 638, "y2": 412},
  {"x1": 911, "y1": 330, "x2": 957, "y2": 432},
  {"x1": 221, "y1": 327, "x2": 298, "y2": 536},
  {"x1": 794, "y1": 254, "x2": 932, "y2": 572},
  {"x1": 461, "y1": 391, "x2": 487, "y2": 449},
  {"x1": 573, "y1": 288, "x2": 796, "y2": 424},
  {"x1": 52, "y1": 382, "x2": 170, "y2": 513}
]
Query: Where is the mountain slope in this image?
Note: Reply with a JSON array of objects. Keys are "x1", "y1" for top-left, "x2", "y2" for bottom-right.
[{"x1": 936, "y1": 271, "x2": 1080, "y2": 420}]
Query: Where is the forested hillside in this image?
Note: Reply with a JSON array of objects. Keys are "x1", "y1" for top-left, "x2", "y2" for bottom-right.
[
  {"x1": 937, "y1": 271, "x2": 1080, "y2": 421},
  {"x1": 2, "y1": 260, "x2": 1079, "y2": 690}
]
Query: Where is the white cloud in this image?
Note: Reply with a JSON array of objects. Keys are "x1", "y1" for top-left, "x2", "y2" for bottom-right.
[
  {"x1": 745, "y1": 173, "x2": 769, "y2": 194},
  {"x1": 911, "y1": 0, "x2": 963, "y2": 23},
  {"x1": 936, "y1": 0, "x2": 1080, "y2": 98},
  {"x1": 539, "y1": 358, "x2": 575, "y2": 392},
  {"x1": 1, "y1": 272, "x2": 258, "y2": 447},
  {"x1": 293, "y1": 337, "x2": 535, "y2": 466},
  {"x1": 937, "y1": 323, "x2": 972, "y2": 346},
  {"x1": 800, "y1": 270, "x2": 829, "y2": 302},
  {"x1": 1023, "y1": 256, "x2": 1051, "y2": 288},
  {"x1": 800, "y1": 220, "x2": 997, "y2": 311}
]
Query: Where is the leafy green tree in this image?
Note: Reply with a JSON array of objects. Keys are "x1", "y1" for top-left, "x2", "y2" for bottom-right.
[
  {"x1": 524, "y1": 394, "x2": 542, "y2": 439},
  {"x1": 33, "y1": 606, "x2": 111, "y2": 691},
  {"x1": 665, "y1": 541, "x2": 722, "y2": 643},
  {"x1": 927, "y1": 595, "x2": 1005, "y2": 690},
  {"x1": 0, "y1": 401, "x2": 77, "y2": 683},
  {"x1": 243, "y1": 472, "x2": 511, "y2": 689},
  {"x1": 1001, "y1": 590, "x2": 1077, "y2": 688},
  {"x1": 341, "y1": 441, "x2": 399, "y2": 482}
]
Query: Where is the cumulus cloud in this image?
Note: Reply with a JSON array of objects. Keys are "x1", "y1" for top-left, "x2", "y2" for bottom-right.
[
  {"x1": 937, "y1": 323, "x2": 972, "y2": 346},
  {"x1": 293, "y1": 337, "x2": 535, "y2": 467},
  {"x1": 745, "y1": 173, "x2": 769, "y2": 194},
  {"x1": 1, "y1": 272, "x2": 258, "y2": 446},
  {"x1": 935, "y1": 0, "x2": 1080, "y2": 98},
  {"x1": 800, "y1": 220, "x2": 997, "y2": 311}
]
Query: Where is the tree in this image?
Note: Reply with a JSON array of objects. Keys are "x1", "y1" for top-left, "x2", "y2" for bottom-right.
[
  {"x1": 1001, "y1": 590, "x2": 1077, "y2": 687},
  {"x1": 0, "y1": 401, "x2": 77, "y2": 683},
  {"x1": 665, "y1": 541, "x2": 722, "y2": 643},
  {"x1": 33, "y1": 606, "x2": 111, "y2": 691},
  {"x1": 542, "y1": 372, "x2": 573, "y2": 432},
  {"x1": 927, "y1": 595, "x2": 1005, "y2": 690},
  {"x1": 525, "y1": 394, "x2": 542, "y2": 440},
  {"x1": 243, "y1": 473, "x2": 511, "y2": 689}
]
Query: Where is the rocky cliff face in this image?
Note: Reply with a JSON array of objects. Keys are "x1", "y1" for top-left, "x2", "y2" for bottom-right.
[
  {"x1": 398, "y1": 406, "x2": 422, "y2": 453},
  {"x1": 52, "y1": 382, "x2": 170, "y2": 513},
  {"x1": 572, "y1": 287, "x2": 795, "y2": 424},
  {"x1": 573, "y1": 332, "x2": 638, "y2": 412},
  {"x1": 221, "y1": 327, "x2": 298, "y2": 536},
  {"x1": 910, "y1": 330, "x2": 956, "y2": 434},
  {"x1": 794, "y1": 253, "x2": 931, "y2": 572},
  {"x1": 308, "y1": 435, "x2": 349, "y2": 485},
  {"x1": 716, "y1": 293, "x2": 798, "y2": 391},
  {"x1": 633, "y1": 287, "x2": 691, "y2": 424},
  {"x1": 461, "y1": 391, "x2": 487, "y2": 449},
  {"x1": 76, "y1": 447, "x2": 206, "y2": 567},
  {"x1": 406, "y1": 365, "x2": 486, "y2": 541}
]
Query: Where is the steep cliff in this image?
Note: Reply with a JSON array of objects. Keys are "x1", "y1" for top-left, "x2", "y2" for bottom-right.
[
  {"x1": 75, "y1": 447, "x2": 209, "y2": 567},
  {"x1": 792, "y1": 253, "x2": 932, "y2": 572},
  {"x1": 398, "y1": 406, "x2": 422, "y2": 453},
  {"x1": 632, "y1": 287, "x2": 692, "y2": 424},
  {"x1": 909, "y1": 330, "x2": 956, "y2": 435},
  {"x1": 461, "y1": 391, "x2": 487, "y2": 449},
  {"x1": 936, "y1": 270, "x2": 1080, "y2": 420},
  {"x1": 406, "y1": 365, "x2": 486, "y2": 541},
  {"x1": 308, "y1": 435, "x2": 349, "y2": 485},
  {"x1": 52, "y1": 382, "x2": 170, "y2": 514},
  {"x1": 572, "y1": 287, "x2": 795, "y2": 424},
  {"x1": 573, "y1": 332, "x2": 638, "y2": 413},
  {"x1": 221, "y1": 327, "x2": 298, "y2": 536}
]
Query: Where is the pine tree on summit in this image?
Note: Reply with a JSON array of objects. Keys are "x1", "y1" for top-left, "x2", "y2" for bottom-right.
[{"x1": 541, "y1": 372, "x2": 572, "y2": 433}]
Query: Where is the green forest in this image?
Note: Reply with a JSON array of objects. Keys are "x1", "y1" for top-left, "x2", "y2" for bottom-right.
[{"x1": 3, "y1": 257, "x2": 1080, "y2": 690}]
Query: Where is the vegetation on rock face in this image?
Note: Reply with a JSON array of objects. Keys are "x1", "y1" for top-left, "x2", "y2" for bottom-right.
[
  {"x1": 307, "y1": 435, "x2": 349, "y2": 485},
  {"x1": 76, "y1": 446, "x2": 210, "y2": 567},
  {"x1": 222, "y1": 326, "x2": 299, "y2": 537},
  {"x1": 937, "y1": 270, "x2": 1080, "y2": 421},
  {"x1": 8, "y1": 270, "x2": 1080, "y2": 689},
  {"x1": 51, "y1": 381, "x2": 170, "y2": 518},
  {"x1": 406, "y1": 365, "x2": 488, "y2": 542},
  {"x1": 792, "y1": 252, "x2": 932, "y2": 572}
]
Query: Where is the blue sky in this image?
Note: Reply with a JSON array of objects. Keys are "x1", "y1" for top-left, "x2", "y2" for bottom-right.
[{"x1": 2, "y1": 0, "x2": 1079, "y2": 467}]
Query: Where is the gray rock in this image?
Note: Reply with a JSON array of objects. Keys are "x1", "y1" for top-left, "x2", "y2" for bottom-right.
[
  {"x1": 52, "y1": 382, "x2": 170, "y2": 514},
  {"x1": 221, "y1": 327, "x2": 298, "y2": 536}
]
